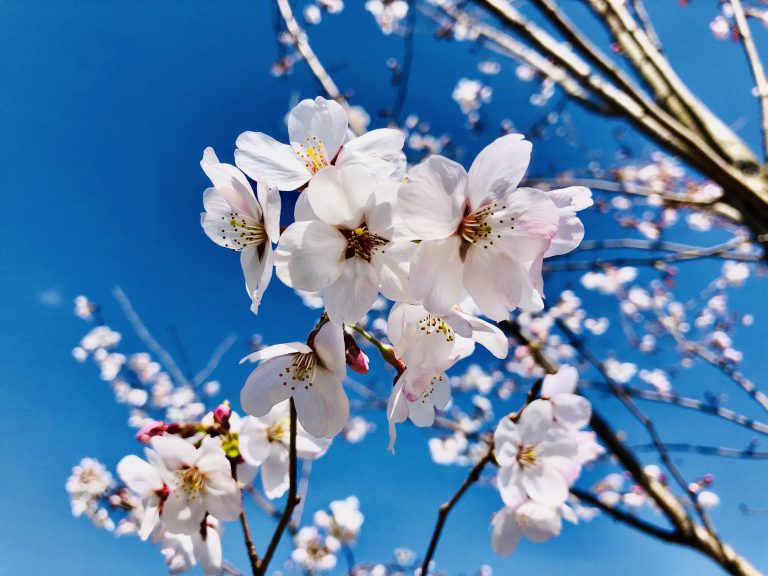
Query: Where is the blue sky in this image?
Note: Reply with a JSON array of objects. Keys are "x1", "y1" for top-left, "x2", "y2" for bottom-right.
[{"x1": 1, "y1": 1, "x2": 767, "y2": 574}]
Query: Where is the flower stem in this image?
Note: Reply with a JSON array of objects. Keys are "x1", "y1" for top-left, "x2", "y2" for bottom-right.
[{"x1": 349, "y1": 324, "x2": 406, "y2": 374}]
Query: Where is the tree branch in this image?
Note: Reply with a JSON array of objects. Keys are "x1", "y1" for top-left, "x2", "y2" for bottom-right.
[{"x1": 420, "y1": 447, "x2": 495, "y2": 575}]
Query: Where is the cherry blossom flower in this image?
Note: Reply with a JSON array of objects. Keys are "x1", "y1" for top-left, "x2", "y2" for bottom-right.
[
  {"x1": 314, "y1": 496, "x2": 365, "y2": 543},
  {"x1": 540, "y1": 365, "x2": 591, "y2": 430},
  {"x1": 238, "y1": 400, "x2": 331, "y2": 498},
  {"x1": 365, "y1": 0, "x2": 409, "y2": 35},
  {"x1": 160, "y1": 516, "x2": 222, "y2": 575},
  {"x1": 240, "y1": 320, "x2": 349, "y2": 438},
  {"x1": 387, "y1": 302, "x2": 508, "y2": 370},
  {"x1": 275, "y1": 167, "x2": 415, "y2": 324},
  {"x1": 292, "y1": 526, "x2": 340, "y2": 572},
  {"x1": 386, "y1": 367, "x2": 451, "y2": 451},
  {"x1": 235, "y1": 96, "x2": 404, "y2": 191},
  {"x1": 398, "y1": 135, "x2": 566, "y2": 320},
  {"x1": 150, "y1": 435, "x2": 241, "y2": 534},
  {"x1": 494, "y1": 400, "x2": 580, "y2": 506},
  {"x1": 117, "y1": 449, "x2": 167, "y2": 540},
  {"x1": 200, "y1": 147, "x2": 280, "y2": 314},
  {"x1": 491, "y1": 500, "x2": 565, "y2": 556}
]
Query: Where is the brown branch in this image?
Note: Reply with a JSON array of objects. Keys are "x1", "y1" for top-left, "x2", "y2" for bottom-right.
[
  {"x1": 256, "y1": 398, "x2": 299, "y2": 576},
  {"x1": 239, "y1": 510, "x2": 260, "y2": 575},
  {"x1": 570, "y1": 488, "x2": 683, "y2": 543},
  {"x1": 420, "y1": 447, "x2": 495, "y2": 575}
]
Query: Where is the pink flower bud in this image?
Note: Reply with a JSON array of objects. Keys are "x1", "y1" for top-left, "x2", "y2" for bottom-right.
[
  {"x1": 346, "y1": 346, "x2": 370, "y2": 375},
  {"x1": 213, "y1": 402, "x2": 232, "y2": 425},
  {"x1": 135, "y1": 420, "x2": 167, "y2": 444},
  {"x1": 703, "y1": 473, "x2": 714, "y2": 485}
]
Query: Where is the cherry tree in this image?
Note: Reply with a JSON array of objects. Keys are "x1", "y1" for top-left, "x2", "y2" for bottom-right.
[{"x1": 66, "y1": 2, "x2": 768, "y2": 575}]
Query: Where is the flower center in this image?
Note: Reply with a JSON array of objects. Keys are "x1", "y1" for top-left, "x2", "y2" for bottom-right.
[
  {"x1": 343, "y1": 224, "x2": 388, "y2": 262},
  {"x1": 277, "y1": 352, "x2": 318, "y2": 392},
  {"x1": 296, "y1": 137, "x2": 330, "y2": 173},
  {"x1": 177, "y1": 467, "x2": 205, "y2": 501},
  {"x1": 267, "y1": 418, "x2": 291, "y2": 443},
  {"x1": 517, "y1": 445, "x2": 537, "y2": 469},
  {"x1": 419, "y1": 315, "x2": 455, "y2": 342},
  {"x1": 457, "y1": 201, "x2": 515, "y2": 255},
  {"x1": 218, "y1": 210, "x2": 267, "y2": 251}
]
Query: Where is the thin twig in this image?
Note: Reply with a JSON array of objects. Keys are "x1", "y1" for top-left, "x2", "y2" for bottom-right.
[
  {"x1": 112, "y1": 286, "x2": 191, "y2": 388},
  {"x1": 420, "y1": 447, "x2": 495, "y2": 575},
  {"x1": 193, "y1": 332, "x2": 237, "y2": 387},
  {"x1": 630, "y1": 443, "x2": 768, "y2": 459},
  {"x1": 239, "y1": 510, "x2": 260, "y2": 575}
]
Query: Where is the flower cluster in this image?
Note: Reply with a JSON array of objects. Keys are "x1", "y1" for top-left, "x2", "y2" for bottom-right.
[
  {"x1": 491, "y1": 365, "x2": 602, "y2": 556},
  {"x1": 201, "y1": 96, "x2": 591, "y2": 444}
]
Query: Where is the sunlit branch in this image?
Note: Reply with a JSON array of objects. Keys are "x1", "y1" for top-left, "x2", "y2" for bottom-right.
[
  {"x1": 630, "y1": 443, "x2": 768, "y2": 460},
  {"x1": 729, "y1": 0, "x2": 768, "y2": 161},
  {"x1": 112, "y1": 286, "x2": 191, "y2": 389},
  {"x1": 193, "y1": 332, "x2": 237, "y2": 387},
  {"x1": 583, "y1": 380, "x2": 768, "y2": 436},
  {"x1": 274, "y1": 0, "x2": 364, "y2": 135}
]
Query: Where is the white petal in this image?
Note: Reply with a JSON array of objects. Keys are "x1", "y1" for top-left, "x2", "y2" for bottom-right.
[
  {"x1": 371, "y1": 241, "x2": 417, "y2": 303},
  {"x1": 497, "y1": 465, "x2": 526, "y2": 507},
  {"x1": 399, "y1": 155, "x2": 466, "y2": 240},
  {"x1": 293, "y1": 369, "x2": 349, "y2": 438},
  {"x1": 553, "y1": 394, "x2": 591, "y2": 430},
  {"x1": 386, "y1": 380, "x2": 409, "y2": 452},
  {"x1": 410, "y1": 236, "x2": 465, "y2": 315},
  {"x1": 518, "y1": 399, "x2": 554, "y2": 445},
  {"x1": 494, "y1": 418, "x2": 521, "y2": 467},
  {"x1": 193, "y1": 525, "x2": 223, "y2": 576},
  {"x1": 516, "y1": 501, "x2": 562, "y2": 542},
  {"x1": 257, "y1": 181, "x2": 282, "y2": 243},
  {"x1": 521, "y1": 464, "x2": 569, "y2": 506},
  {"x1": 463, "y1": 247, "x2": 524, "y2": 322},
  {"x1": 139, "y1": 499, "x2": 160, "y2": 541},
  {"x1": 117, "y1": 454, "x2": 163, "y2": 494},
  {"x1": 240, "y1": 342, "x2": 311, "y2": 364},
  {"x1": 288, "y1": 96, "x2": 348, "y2": 162},
  {"x1": 296, "y1": 429, "x2": 331, "y2": 459},
  {"x1": 324, "y1": 258, "x2": 379, "y2": 325},
  {"x1": 241, "y1": 244, "x2": 273, "y2": 316},
  {"x1": 467, "y1": 134, "x2": 531, "y2": 208},
  {"x1": 294, "y1": 189, "x2": 318, "y2": 221},
  {"x1": 262, "y1": 445, "x2": 290, "y2": 499},
  {"x1": 541, "y1": 365, "x2": 579, "y2": 397},
  {"x1": 312, "y1": 320, "x2": 347, "y2": 377},
  {"x1": 235, "y1": 131, "x2": 310, "y2": 190},
  {"x1": 162, "y1": 493, "x2": 207, "y2": 534},
  {"x1": 306, "y1": 165, "x2": 375, "y2": 228},
  {"x1": 337, "y1": 128, "x2": 406, "y2": 180},
  {"x1": 274, "y1": 221, "x2": 346, "y2": 291},
  {"x1": 241, "y1": 356, "x2": 296, "y2": 417},
  {"x1": 453, "y1": 309, "x2": 508, "y2": 359},
  {"x1": 491, "y1": 506, "x2": 523, "y2": 557},
  {"x1": 203, "y1": 481, "x2": 242, "y2": 522},
  {"x1": 408, "y1": 397, "x2": 436, "y2": 427},
  {"x1": 239, "y1": 417, "x2": 271, "y2": 465},
  {"x1": 495, "y1": 187, "x2": 560, "y2": 262},
  {"x1": 151, "y1": 435, "x2": 198, "y2": 470}
]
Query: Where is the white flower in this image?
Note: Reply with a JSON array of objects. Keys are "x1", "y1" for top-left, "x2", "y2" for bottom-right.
[
  {"x1": 365, "y1": 0, "x2": 409, "y2": 34},
  {"x1": 452, "y1": 78, "x2": 492, "y2": 115},
  {"x1": 314, "y1": 496, "x2": 365, "y2": 542},
  {"x1": 387, "y1": 302, "x2": 508, "y2": 370},
  {"x1": 387, "y1": 368, "x2": 451, "y2": 451},
  {"x1": 494, "y1": 400, "x2": 579, "y2": 506},
  {"x1": 491, "y1": 501, "x2": 563, "y2": 557},
  {"x1": 398, "y1": 135, "x2": 564, "y2": 320},
  {"x1": 722, "y1": 260, "x2": 750, "y2": 286},
  {"x1": 580, "y1": 266, "x2": 637, "y2": 294},
  {"x1": 540, "y1": 365, "x2": 591, "y2": 430},
  {"x1": 292, "y1": 526, "x2": 339, "y2": 572},
  {"x1": 604, "y1": 359, "x2": 637, "y2": 383},
  {"x1": 275, "y1": 168, "x2": 415, "y2": 324},
  {"x1": 235, "y1": 96, "x2": 405, "y2": 191},
  {"x1": 200, "y1": 147, "x2": 280, "y2": 314},
  {"x1": 544, "y1": 186, "x2": 593, "y2": 258},
  {"x1": 160, "y1": 516, "x2": 223, "y2": 575},
  {"x1": 239, "y1": 400, "x2": 330, "y2": 499},
  {"x1": 117, "y1": 450, "x2": 167, "y2": 540},
  {"x1": 151, "y1": 435, "x2": 241, "y2": 534},
  {"x1": 240, "y1": 321, "x2": 349, "y2": 438}
]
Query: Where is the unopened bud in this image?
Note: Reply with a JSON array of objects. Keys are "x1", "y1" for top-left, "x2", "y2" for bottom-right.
[
  {"x1": 135, "y1": 420, "x2": 167, "y2": 444},
  {"x1": 213, "y1": 401, "x2": 232, "y2": 427}
]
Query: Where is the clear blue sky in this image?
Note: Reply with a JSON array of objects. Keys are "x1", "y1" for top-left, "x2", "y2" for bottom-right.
[{"x1": 1, "y1": 1, "x2": 767, "y2": 574}]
